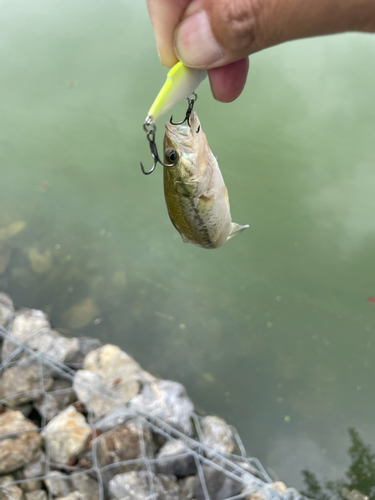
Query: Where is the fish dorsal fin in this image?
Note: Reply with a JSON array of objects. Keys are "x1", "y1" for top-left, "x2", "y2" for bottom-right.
[{"x1": 227, "y1": 222, "x2": 249, "y2": 241}]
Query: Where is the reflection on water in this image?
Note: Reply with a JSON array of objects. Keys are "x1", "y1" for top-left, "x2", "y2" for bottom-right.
[
  {"x1": 1, "y1": 0, "x2": 375, "y2": 489},
  {"x1": 301, "y1": 428, "x2": 375, "y2": 499}
]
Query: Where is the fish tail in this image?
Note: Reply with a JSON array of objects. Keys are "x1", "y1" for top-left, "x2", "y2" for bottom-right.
[{"x1": 227, "y1": 222, "x2": 249, "y2": 241}]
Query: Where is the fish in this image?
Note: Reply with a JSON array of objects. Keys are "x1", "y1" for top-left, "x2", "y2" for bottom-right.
[{"x1": 163, "y1": 111, "x2": 248, "y2": 249}]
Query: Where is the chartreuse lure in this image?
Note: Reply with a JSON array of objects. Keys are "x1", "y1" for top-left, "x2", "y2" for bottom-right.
[{"x1": 140, "y1": 62, "x2": 207, "y2": 175}]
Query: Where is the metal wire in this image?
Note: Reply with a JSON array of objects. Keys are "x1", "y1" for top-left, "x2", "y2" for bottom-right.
[{"x1": 0, "y1": 319, "x2": 307, "y2": 500}]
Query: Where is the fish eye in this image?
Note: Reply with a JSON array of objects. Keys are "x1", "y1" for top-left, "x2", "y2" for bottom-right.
[
  {"x1": 165, "y1": 148, "x2": 178, "y2": 164},
  {"x1": 196, "y1": 125, "x2": 201, "y2": 133}
]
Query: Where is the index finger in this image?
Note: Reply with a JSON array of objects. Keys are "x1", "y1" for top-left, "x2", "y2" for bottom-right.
[{"x1": 147, "y1": 0, "x2": 193, "y2": 67}]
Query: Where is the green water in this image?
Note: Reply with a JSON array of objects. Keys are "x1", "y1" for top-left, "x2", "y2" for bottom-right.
[{"x1": 1, "y1": 0, "x2": 375, "y2": 489}]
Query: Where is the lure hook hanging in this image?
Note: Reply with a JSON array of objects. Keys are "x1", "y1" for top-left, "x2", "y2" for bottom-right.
[
  {"x1": 140, "y1": 118, "x2": 174, "y2": 175},
  {"x1": 140, "y1": 93, "x2": 198, "y2": 175},
  {"x1": 170, "y1": 92, "x2": 198, "y2": 126}
]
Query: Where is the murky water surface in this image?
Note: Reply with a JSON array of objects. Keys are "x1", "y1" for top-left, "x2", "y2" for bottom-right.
[{"x1": 1, "y1": 0, "x2": 375, "y2": 488}]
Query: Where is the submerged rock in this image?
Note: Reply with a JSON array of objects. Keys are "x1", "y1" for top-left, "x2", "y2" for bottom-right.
[
  {"x1": 0, "y1": 243, "x2": 12, "y2": 276},
  {"x1": 130, "y1": 380, "x2": 194, "y2": 436},
  {"x1": 0, "y1": 411, "x2": 42, "y2": 474},
  {"x1": 62, "y1": 298, "x2": 100, "y2": 330},
  {"x1": 27, "y1": 248, "x2": 52, "y2": 274},
  {"x1": 109, "y1": 471, "x2": 180, "y2": 500},
  {"x1": 200, "y1": 415, "x2": 234, "y2": 454},
  {"x1": 0, "y1": 220, "x2": 26, "y2": 241},
  {"x1": 41, "y1": 405, "x2": 91, "y2": 463}
]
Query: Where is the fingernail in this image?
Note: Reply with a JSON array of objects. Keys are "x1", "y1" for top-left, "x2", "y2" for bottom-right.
[{"x1": 174, "y1": 10, "x2": 224, "y2": 68}]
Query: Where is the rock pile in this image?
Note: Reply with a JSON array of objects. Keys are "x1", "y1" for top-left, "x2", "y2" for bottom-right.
[{"x1": 0, "y1": 292, "x2": 306, "y2": 500}]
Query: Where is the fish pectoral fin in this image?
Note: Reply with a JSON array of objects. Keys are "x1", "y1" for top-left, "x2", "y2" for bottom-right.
[
  {"x1": 180, "y1": 233, "x2": 191, "y2": 244},
  {"x1": 227, "y1": 222, "x2": 249, "y2": 241}
]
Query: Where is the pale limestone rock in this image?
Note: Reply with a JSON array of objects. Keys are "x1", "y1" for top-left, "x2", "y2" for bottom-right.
[
  {"x1": 42, "y1": 405, "x2": 91, "y2": 463},
  {"x1": 73, "y1": 344, "x2": 145, "y2": 418},
  {"x1": 0, "y1": 475, "x2": 23, "y2": 500},
  {"x1": 0, "y1": 292, "x2": 14, "y2": 327},
  {"x1": 131, "y1": 380, "x2": 194, "y2": 435},
  {"x1": 0, "y1": 357, "x2": 54, "y2": 404},
  {"x1": 0, "y1": 411, "x2": 42, "y2": 474},
  {"x1": 200, "y1": 415, "x2": 234, "y2": 454}
]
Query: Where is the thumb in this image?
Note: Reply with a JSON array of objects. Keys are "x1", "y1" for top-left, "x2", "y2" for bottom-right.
[{"x1": 174, "y1": 0, "x2": 269, "y2": 69}]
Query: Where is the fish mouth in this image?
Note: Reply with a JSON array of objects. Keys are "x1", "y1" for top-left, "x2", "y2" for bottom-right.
[
  {"x1": 165, "y1": 120, "x2": 193, "y2": 151},
  {"x1": 165, "y1": 120, "x2": 190, "y2": 138}
]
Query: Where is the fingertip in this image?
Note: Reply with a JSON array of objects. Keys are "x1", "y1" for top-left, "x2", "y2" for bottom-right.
[{"x1": 208, "y1": 58, "x2": 249, "y2": 103}]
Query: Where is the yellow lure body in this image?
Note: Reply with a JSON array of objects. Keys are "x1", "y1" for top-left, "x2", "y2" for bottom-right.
[{"x1": 146, "y1": 62, "x2": 207, "y2": 124}]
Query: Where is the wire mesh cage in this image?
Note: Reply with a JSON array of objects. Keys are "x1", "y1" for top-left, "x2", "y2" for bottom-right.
[{"x1": 0, "y1": 295, "x2": 308, "y2": 500}]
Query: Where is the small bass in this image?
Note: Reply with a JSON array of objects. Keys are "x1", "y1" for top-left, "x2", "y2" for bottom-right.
[{"x1": 163, "y1": 111, "x2": 248, "y2": 249}]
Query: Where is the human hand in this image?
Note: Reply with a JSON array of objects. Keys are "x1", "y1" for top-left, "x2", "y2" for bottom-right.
[{"x1": 147, "y1": 0, "x2": 375, "y2": 103}]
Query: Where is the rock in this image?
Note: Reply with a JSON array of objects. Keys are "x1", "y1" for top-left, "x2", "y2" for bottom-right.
[
  {"x1": 62, "y1": 298, "x2": 100, "y2": 330},
  {"x1": 2, "y1": 308, "x2": 79, "y2": 364},
  {"x1": 68, "y1": 337, "x2": 102, "y2": 365},
  {"x1": 24, "y1": 453, "x2": 46, "y2": 480},
  {"x1": 0, "y1": 244, "x2": 12, "y2": 276},
  {"x1": 200, "y1": 415, "x2": 234, "y2": 454},
  {"x1": 0, "y1": 220, "x2": 26, "y2": 241},
  {"x1": 0, "y1": 357, "x2": 54, "y2": 404},
  {"x1": 44, "y1": 471, "x2": 72, "y2": 497},
  {"x1": 178, "y1": 476, "x2": 195, "y2": 500},
  {"x1": 55, "y1": 493, "x2": 89, "y2": 500},
  {"x1": 193, "y1": 466, "x2": 243, "y2": 500},
  {"x1": 155, "y1": 439, "x2": 197, "y2": 477},
  {"x1": 74, "y1": 344, "x2": 146, "y2": 418},
  {"x1": 342, "y1": 489, "x2": 369, "y2": 500},
  {"x1": 71, "y1": 474, "x2": 100, "y2": 500},
  {"x1": 13, "y1": 467, "x2": 42, "y2": 492},
  {"x1": 244, "y1": 484, "x2": 292, "y2": 500},
  {"x1": 34, "y1": 378, "x2": 76, "y2": 421},
  {"x1": 96, "y1": 418, "x2": 153, "y2": 473},
  {"x1": 95, "y1": 406, "x2": 137, "y2": 433},
  {"x1": 0, "y1": 475, "x2": 23, "y2": 500},
  {"x1": 273, "y1": 481, "x2": 287, "y2": 495},
  {"x1": 0, "y1": 292, "x2": 13, "y2": 327},
  {"x1": 42, "y1": 405, "x2": 91, "y2": 463},
  {"x1": 284, "y1": 487, "x2": 305, "y2": 500},
  {"x1": 2, "y1": 308, "x2": 50, "y2": 360},
  {"x1": 27, "y1": 248, "x2": 52, "y2": 274},
  {"x1": 131, "y1": 380, "x2": 194, "y2": 436},
  {"x1": 108, "y1": 471, "x2": 180, "y2": 500},
  {"x1": 0, "y1": 410, "x2": 42, "y2": 474},
  {"x1": 26, "y1": 491, "x2": 48, "y2": 500},
  {"x1": 73, "y1": 370, "x2": 123, "y2": 419}
]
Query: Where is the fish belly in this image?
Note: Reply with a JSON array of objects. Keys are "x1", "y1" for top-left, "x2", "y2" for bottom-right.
[{"x1": 164, "y1": 188, "x2": 232, "y2": 249}]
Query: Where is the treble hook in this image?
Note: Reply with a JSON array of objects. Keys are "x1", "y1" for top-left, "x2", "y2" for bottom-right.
[
  {"x1": 170, "y1": 92, "x2": 198, "y2": 126},
  {"x1": 140, "y1": 118, "x2": 174, "y2": 175}
]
